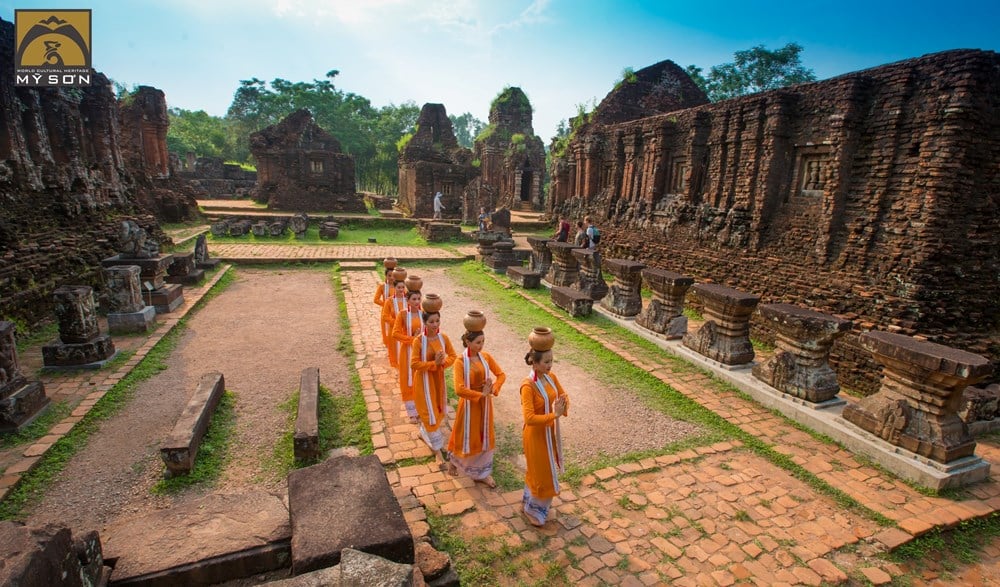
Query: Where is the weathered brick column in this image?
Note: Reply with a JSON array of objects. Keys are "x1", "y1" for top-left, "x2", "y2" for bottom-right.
[
  {"x1": 526, "y1": 237, "x2": 552, "y2": 276},
  {"x1": 546, "y1": 242, "x2": 582, "y2": 287},
  {"x1": 843, "y1": 331, "x2": 992, "y2": 463},
  {"x1": 752, "y1": 304, "x2": 853, "y2": 402},
  {"x1": 571, "y1": 249, "x2": 608, "y2": 301},
  {"x1": 42, "y1": 286, "x2": 116, "y2": 368},
  {"x1": 600, "y1": 259, "x2": 645, "y2": 317},
  {"x1": 682, "y1": 283, "x2": 759, "y2": 366},
  {"x1": 636, "y1": 269, "x2": 694, "y2": 339}
]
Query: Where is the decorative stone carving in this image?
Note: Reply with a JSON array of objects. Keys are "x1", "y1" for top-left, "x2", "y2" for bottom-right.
[
  {"x1": 290, "y1": 213, "x2": 309, "y2": 237},
  {"x1": 105, "y1": 265, "x2": 157, "y2": 335},
  {"x1": 843, "y1": 331, "x2": 992, "y2": 463},
  {"x1": 546, "y1": 242, "x2": 583, "y2": 287},
  {"x1": 193, "y1": 234, "x2": 220, "y2": 270},
  {"x1": 486, "y1": 241, "x2": 517, "y2": 274},
  {"x1": 526, "y1": 237, "x2": 552, "y2": 276},
  {"x1": 682, "y1": 283, "x2": 759, "y2": 366},
  {"x1": 571, "y1": 249, "x2": 608, "y2": 301},
  {"x1": 636, "y1": 269, "x2": 694, "y2": 339},
  {"x1": 601, "y1": 259, "x2": 645, "y2": 317},
  {"x1": 166, "y1": 253, "x2": 204, "y2": 285},
  {"x1": 117, "y1": 220, "x2": 159, "y2": 259},
  {"x1": 752, "y1": 304, "x2": 853, "y2": 403},
  {"x1": 0, "y1": 321, "x2": 50, "y2": 432},
  {"x1": 42, "y1": 286, "x2": 116, "y2": 368}
]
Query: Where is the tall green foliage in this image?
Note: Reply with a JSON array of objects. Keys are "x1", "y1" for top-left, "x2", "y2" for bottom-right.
[
  {"x1": 685, "y1": 43, "x2": 817, "y2": 102},
  {"x1": 166, "y1": 108, "x2": 240, "y2": 161},
  {"x1": 449, "y1": 112, "x2": 486, "y2": 148}
]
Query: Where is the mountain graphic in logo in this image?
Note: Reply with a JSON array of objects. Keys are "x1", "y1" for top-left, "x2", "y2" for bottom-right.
[{"x1": 15, "y1": 11, "x2": 91, "y2": 68}]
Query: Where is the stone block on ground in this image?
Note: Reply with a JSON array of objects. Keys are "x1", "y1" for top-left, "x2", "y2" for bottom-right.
[
  {"x1": 294, "y1": 367, "x2": 321, "y2": 461},
  {"x1": 551, "y1": 286, "x2": 593, "y2": 317},
  {"x1": 160, "y1": 372, "x2": 225, "y2": 476},
  {"x1": 107, "y1": 305, "x2": 157, "y2": 335},
  {"x1": 506, "y1": 266, "x2": 541, "y2": 289},
  {"x1": 0, "y1": 521, "x2": 108, "y2": 587},
  {"x1": 340, "y1": 548, "x2": 416, "y2": 586},
  {"x1": 288, "y1": 455, "x2": 413, "y2": 575},
  {"x1": 103, "y1": 491, "x2": 291, "y2": 586}
]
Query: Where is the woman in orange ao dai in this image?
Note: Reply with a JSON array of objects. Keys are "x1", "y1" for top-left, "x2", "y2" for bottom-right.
[
  {"x1": 392, "y1": 289, "x2": 423, "y2": 423},
  {"x1": 410, "y1": 307, "x2": 457, "y2": 464},
  {"x1": 380, "y1": 279, "x2": 406, "y2": 368},
  {"x1": 447, "y1": 328, "x2": 505, "y2": 487},
  {"x1": 520, "y1": 334, "x2": 568, "y2": 527}
]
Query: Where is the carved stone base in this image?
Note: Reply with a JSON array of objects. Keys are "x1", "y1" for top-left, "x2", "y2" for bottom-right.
[
  {"x1": 107, "y1": 306, "x2": 157, "y2": 335},
  {"x1": 0, "y1": 380, "x2": 50, "y2": 433},
  {"x1": 636, "y1": 300, "x2": 688, "y2": 339},
  {"x1": 101, "y1": 254, "x2": 174, "y2": 290},
  {"x1": 150, "y1": 284, "x2": 185, "y2": 314},
  {"x1": 753, "y1": 351, "x2": 841, "y2": 403},
  {"x1": 166, "y1": 269, "x2": 205, "y2": 285},
  {"x1": 42, "y1": 335, "x2": 117, "y2": 368},
  {"x1": 843, "y1": 398, "x2": 977, "y2": 463},
  {"x1": 601, "y1": 284, "x2": 641, "y2": 317},
  {"x1": 683, "y1": 321, "x2": 754, "y2": 365},
  {"x1": 196, "y1": 258, "x2": 221, "y2": 271},
  {"x1": 506, "y1": 267, "x2": 541, "y2": 289},
  {"x1": 551, "y1": 286, "x2": 593, "y2": 317}
]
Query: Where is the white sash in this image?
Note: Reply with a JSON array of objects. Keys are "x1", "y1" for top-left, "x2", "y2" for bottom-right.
[
  {"x1": 391, "y1": 297, "x2": 404, "y2": 352},
  {"x1": 462, "y1": 351, "x2": 493, "y2": 454},
  {"x1": 421, "y1": 331, "x2": 444, "y2": 426},
  {"x1": 405, "y1": 311, "x2": 422, "y2": 386},
  {"x1": 533, "y1": 373, "x2": 563, "y2": 493}
]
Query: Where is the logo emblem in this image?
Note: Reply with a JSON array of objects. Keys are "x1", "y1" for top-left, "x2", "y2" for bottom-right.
[{"x1": 14, "y1": 9, "x2": 92, "y2": 87}]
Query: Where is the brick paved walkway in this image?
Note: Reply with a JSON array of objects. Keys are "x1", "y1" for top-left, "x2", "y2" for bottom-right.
[
  {"x1": 209, "y1": 243, "x2": 472, "y2": 263},
  {"x1": 343, "y1": 266, "x2": 1000, "y2": 586}
]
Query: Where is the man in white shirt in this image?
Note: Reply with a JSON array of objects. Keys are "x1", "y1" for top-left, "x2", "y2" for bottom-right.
[{"x1": 433, "y1": 192, "x2": 443, "y2": 219}]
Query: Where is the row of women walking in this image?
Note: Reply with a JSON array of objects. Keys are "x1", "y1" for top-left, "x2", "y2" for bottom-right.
[{"x1": 373, "y1": 261, "x2": 569, "y2": 527}]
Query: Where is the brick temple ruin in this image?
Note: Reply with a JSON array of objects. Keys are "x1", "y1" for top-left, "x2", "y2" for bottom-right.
[
  {"x1": 549, "y1": 50, "x2": 1000, "y2": 391},
  {"x1": 0, "y1": 17, "x2": 191, "y2": 329},
  {"x1": 250, "y1": 109, "x2": 364, "y2": 212},
  {"x1": 176, "y1": 156, "x2": 257, "y2": 199},
  {"x1": 470, "y1": 87, "x2": 546, "y2": 213},
  {"x1": 397, "y1": 103, "x2": 478, "y2": 218}
]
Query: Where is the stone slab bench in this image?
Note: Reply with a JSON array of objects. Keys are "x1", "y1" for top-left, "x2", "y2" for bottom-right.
[
  {"x1": 551, "y1": 286, "x2": 593, "y2": 317},
  {"x1": 506, "y1": 266, "x2": 541, "y2": 289},
  {"x1": 160, "y1": 372, "x2": 225, "y2": 476},
  {"x1": 294, "y1": 367, "x2": 320, "y2": 461},
  {"x1": 288, "y1": 455, "x2": 413, "y2": 575}
]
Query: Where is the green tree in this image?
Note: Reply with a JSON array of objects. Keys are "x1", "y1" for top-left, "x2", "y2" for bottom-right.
[
  {"x1": 686, "y1": 43, "x2": 817, "y2": 102},
  {"x1": 166, "y1": 108, "x2": 236, "y2": 160},
  {"x1": 449, "y1": 112, "x2": 486, "y2": 148}
]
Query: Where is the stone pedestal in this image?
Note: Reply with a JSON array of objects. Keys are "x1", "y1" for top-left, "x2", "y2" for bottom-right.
[
  {"x1": 101, "y1": 253, "x2": 180, "y2": 314},
  {"x1": 150, "y1": 283, "x2": 185, "y2": 313},
  {"x1": 252, "y1": 221, "x2": 269, "y2": 237},
  {"x1": 0, "y1": 321, "x2": 50, "y2": 432},
  {"x1": 526, "y1": 237, "x2": 552, "y2": 276},
  {"x1": 166, "y1": 252, "x2": 205, "y2": 285},
  {"x1": 752, "y1": 304, "x2": 853, "y2": 403},
  {"x1": 419, "y1": 221, "x2": 462, "y2": 242},
  {"x1": 601, "y1": 258, "x2": 645, "y2": 317},
  {"x1": 486, "y1": 241, "x2": 518, "y2": 273},
  {"x1": 682, "y1": 283, "x2": 759, "y2": 366},
  {"x1": 551, "y1": 286, "x2": 593, "y2": 317},
  {"x1": 546, "y1": 242, "x2": 582, "y2": 287},
  {"x1": 506, "y1": 266, "x2": 541, "y2": 289},
  {"x1": 572, "y1": 248, "x2": 608, "y2": 301},
  {"x1": 42, "y1": 286, "x2": 116, "y2": 369},
  {"x1": 193, "y1": 234, "x2": 221, "y2": 270},
  {"x1": 105, "y1": 265, "x2": 157, "y2": 335},
  {"x1": 636, "y1": 269, "x2": 693, "y2": 339},
  {"x1": 318, "y1": 221, "x2": 340, "y2": 239},
  {"x1": 476, "y1": 232, "x2": 505, "y2": 260},
  {"x1": 843, "y1": 331, "x2": 992, "y2": 464}
]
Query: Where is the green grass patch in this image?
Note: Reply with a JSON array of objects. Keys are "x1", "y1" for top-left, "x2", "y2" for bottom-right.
[
  {"x1": 492, "y1": 423, "x2": 524, "y2": 491},
  {"x1": 151, "y1": 391, "x2": 237, "y2": 494},
  {"x1": 13, "y1": 321, "x2": 58, "y2": 355},
  {"x1": 0, "y1": 269, "x2": 236, "y2": 521},
  {"x1": 0, "y1": 401, "x2": 72, "y2": 450},
  {"x1": 206, "y1": 222, "x2": 431, "y2": 248},
  {"x1": 426, "y1": 511, "x2": 538, "y2": 586},
  {"x1": 891, "y1": 512, "x2": 1000, "y2": 571},
  {"x1": 682, "y1": 307, "x2": 704, "y2": 321}
]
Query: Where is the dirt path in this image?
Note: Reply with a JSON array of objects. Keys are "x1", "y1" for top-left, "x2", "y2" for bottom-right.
[
  {"x1": 26, "y1": 268, "x2": 348, "y2": 534},
  {"x1": 380, "y1": 266, "x2": 700, "y2": 465}
]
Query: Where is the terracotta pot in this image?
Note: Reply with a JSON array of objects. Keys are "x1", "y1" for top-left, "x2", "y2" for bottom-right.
[
  {"x1": 391, "y1": 267, "x2": 407, "y2": 283},
  {"x1": 383, "y1": 257, "x2": 398, "y2": 270},
  {"x1": 528, "y1": 327, "x2": 555, "y2": 352},
  {"x1": 404, "y1": 274, "x2": 423, "y2": 292},
  {"x1": 421, "y1": 293, "x2": 442, "y2": 313},
  {"x1": 463, "y1": 310, "x2": 487, "y2": 332}
]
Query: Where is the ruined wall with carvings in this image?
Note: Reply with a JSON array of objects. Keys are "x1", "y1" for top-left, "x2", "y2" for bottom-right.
[
  {"x1": 398, "y1": 103, "x2": 478, "y2": 218},
  {"x1": 0, "y1": 17, "x2": 173, "y2": 328},
  {"x1": 551, "y1": 50, "x2": 1000, "y2": 391}
]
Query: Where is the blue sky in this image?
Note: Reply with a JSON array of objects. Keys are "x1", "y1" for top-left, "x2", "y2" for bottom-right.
[{"x1": 4, "y1": 0, "x2": 998, "y2": 142}]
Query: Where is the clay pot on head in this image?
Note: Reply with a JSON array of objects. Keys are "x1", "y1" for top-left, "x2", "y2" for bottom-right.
[
  {"x1": 463, "y1": 310, "x2": 487, "y2": 332},
  {"x1": 404, "y1": 274, "x2": 423, "y2": 292},
  {"x1": 383, "y1": 257, "x2": 398, "y2": 270},
  {"x1": 528, "y1": 327, "x2": 555, "y2": 352},
  {"x1": 421, "y1": 293, "x2": 442, "y2": 313},
  {"x1": 392, "y1": 267, "x2": 407, "y2": 283}
]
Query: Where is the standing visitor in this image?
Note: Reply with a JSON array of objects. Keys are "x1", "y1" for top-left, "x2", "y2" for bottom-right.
[
  {"x1": 411, "y1": 294, "x2": 456, "y2": 465},
  {"x1": 393, "y1": 287, "x2": 424, "y2": 423},
  {"x1": 380, "y1": 278, "x2": 407, "y2": 369},
  {"x1": 447, "y1": 312, "x2": 506, "y2": 488},
  {"x1": 573, "y1": 221, "x2": 589, "y2": 248},
  {"x1": 478, "y1": 207, "x2": 490, "y2": 233},
  {"x1": 553, "y1": 216, "x2": 570, "y2": 242},
  {"x1": 433, "y1": 191, "x2": 444, "y2": 219},
  {"x1": 520, "y1": 327, "x2": 569, "y2": 527}
]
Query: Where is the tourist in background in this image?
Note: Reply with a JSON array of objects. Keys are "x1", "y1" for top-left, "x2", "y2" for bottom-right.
[
  {"x1": 411, "y1": 304, "x2": 457, "y2": 464},
  {"x1": 573, "y1": 220, "x2": 589, "y2": 248},
  {"x1": 433, "y1": 191, "x2": 444, "y2": 219},
  {"x1": 553, "y1": 215, "x2": 570, "y2": 242},
  {"x1": 392, "y1": 289, "x2": 424, "y2": 423},
  {"x1": 478, "y1": 207, "x2": 490, "y2": 233},
  {"x1": 584, "y1": 215, "x2": 601, "y2": 267},
  {"x1": 520, "y1": 330, "x2": 569, "y2": 527},
  {"x1": 447, "y1": 324, "x2": 505, "y2": 488}
]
